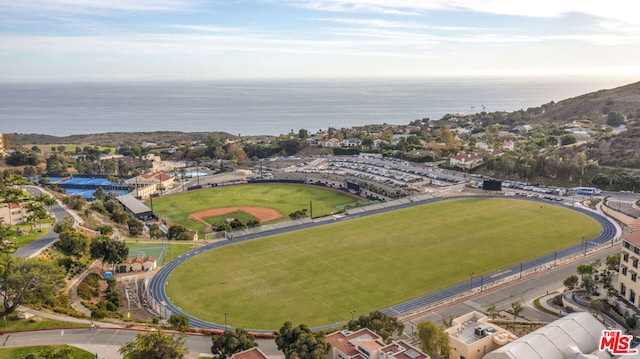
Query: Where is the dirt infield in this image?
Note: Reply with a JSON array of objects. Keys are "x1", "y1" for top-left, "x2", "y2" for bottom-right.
[{"x1": 189, "y1": 206, "x2": 284, "y2": 224}]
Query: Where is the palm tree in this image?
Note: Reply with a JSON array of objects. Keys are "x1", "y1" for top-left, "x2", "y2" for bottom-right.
[{"x1": 37, "y1": 194, "x2": 57, "y2": 217}]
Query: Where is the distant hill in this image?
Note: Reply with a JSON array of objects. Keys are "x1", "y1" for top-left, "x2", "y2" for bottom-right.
[
  {"x1": 10, "y1": 131, "x2": 232, "y2": 147},
  {"x1": 528, "y1": 80, "x2": 640, "y2": 124}
]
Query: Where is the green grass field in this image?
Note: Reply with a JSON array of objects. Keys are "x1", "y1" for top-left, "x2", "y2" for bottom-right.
[
  {"x1": 127, "y1": 241, "x2": 196, "y2": 265},
  {"x1": 0, "y1": 345, "x2": 95, "y2": 359},
  {"x1": 147, "y1": 184, "x2": 366, "y2": 235},
  {"x1": 165, "y1": 197, "x2": 602, "y2": 329}
]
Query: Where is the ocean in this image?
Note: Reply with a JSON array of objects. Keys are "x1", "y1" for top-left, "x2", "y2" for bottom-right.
[{"x1": 0, "y1": 76, "x2": 635, "y2": 137}]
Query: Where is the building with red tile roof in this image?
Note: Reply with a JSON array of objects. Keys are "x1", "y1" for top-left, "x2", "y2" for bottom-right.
[
  {"x1": 326, "y1": 328, "x2": 429, "y2": 359},
  {"x1": 231, "y1": 347, "x2": 269, "y2": 359}
]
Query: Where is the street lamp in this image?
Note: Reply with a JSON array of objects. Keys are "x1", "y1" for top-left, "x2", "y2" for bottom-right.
[
  {"x1": 582, "y1": 236, "x2": 586, "y2": 256},
  {"x1": 469, "y1": 272, "x2": 474, "y2": 291},
  {"x1": 224, "y1": 312, "x2": 228, "y2": 331}
]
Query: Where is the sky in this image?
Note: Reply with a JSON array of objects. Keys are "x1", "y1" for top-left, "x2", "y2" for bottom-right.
[{"x1": 1, "y1": 0, "x2": 640, "y2": 81}]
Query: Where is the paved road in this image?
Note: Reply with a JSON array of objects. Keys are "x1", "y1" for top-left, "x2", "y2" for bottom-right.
[
  {"x1": 0, "y1": 328, "x2": 280, "y2": 359},
  {"x1": 14, "y1": 186, "x2": 73, "y2": 258}
]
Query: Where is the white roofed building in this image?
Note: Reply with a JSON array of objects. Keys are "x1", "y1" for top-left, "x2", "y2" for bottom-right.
[{"x1": 483, "y1": 312, "x2": 610, "y2": 359}]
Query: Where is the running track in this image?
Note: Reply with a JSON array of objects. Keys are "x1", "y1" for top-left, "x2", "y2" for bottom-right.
[{"x1": 147, "y1": 196, "x2": 617, "y2": 333}]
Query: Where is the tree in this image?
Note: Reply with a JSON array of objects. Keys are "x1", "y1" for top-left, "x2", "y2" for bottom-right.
[
  {"x1": 37, "y1": 194, "x2": 58, "y2": 216},
  {"x1": 96, "y1": 224, "x2": 114, "y2": 236},
  {"x1": 507, "y1": 301, "x2": 524, "y2": 321},
  {"x1": 211, "y1": 328, "x2": 257, "y2": 359},
  {"x1": 36, "y1": 344, "x2": 74, "y2": 359},
  {"x1": 128, "y1": 217, "x2": 144, "y2": 237},
  {"x1": 56, "y1": 229, "x2": 89, "y2": 256},
  {"x1": 560, "y1": 134, "x2": 577, "y2": 146},
  {"x1": 298, "y1": 129, "x2": 310, "y2": 140},
  {"x1": 347, "y1": 310, "x2": 405, "y2": 343},
  {"x1": 607, "y1": 110, "x2": 625, "y2": 127},
  {"x1": 119, "y1": 330, "x2": 188, "y2": 359},
  {"x1": 563, "y1": 275, "x2": 579, "y2": 290},
  {"x1": 53, "y1": 217, "x2": 75, "y2": 233},
  {"x1": 168, "y1": 224, "x2": 191, "y2": 240},
  {"x1": 486, "y1": 304, "x2": 499, "y2": 320},
  {"x1": 589, "y1": 299, "x2": 605, "y2": 319},
  {"x1": 275, "y1": 321, "x2": 331, "y2": 359},
  {"x1": 606, "y1": 253, "x2": 621, "y2": 271},
  {"x1": 90, "y1": 236, "x2": 129, "y2": 267},
  {"x1": 416, "y1": 321, "x2": 450, "y2": 359},
  {"x1": 93, "y1": 187, "x2": 107, "y2": 201},
  {"x1": 62, "y1": 194, "x2": 86, "y2": 211},
  {"x1": 169, "y1": 314, "x2": 190, "y2": 331},
  {"x1": 0, "y1": 223, "x2": 16, "y2": 254},
  {"x1": 26, "y1": 202, "x2": 48, "y2": 232},
  {"x1": 149, "y1": 223, "x2": 163, "y2": 239},
  {"x1": 577, "y1": 263, "x2": 594, "y2": 286},
  {"x1": 0, "y1": 254, "x2": 65, "y2": 314}
]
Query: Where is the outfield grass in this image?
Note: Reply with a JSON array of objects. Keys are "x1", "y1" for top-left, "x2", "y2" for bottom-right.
[
  {"x1": 165, "y1": 197, "x2": 602, "y2": 329},
  {"x1": 147, "y1": 183, "x2": 365, "y2": 235}
]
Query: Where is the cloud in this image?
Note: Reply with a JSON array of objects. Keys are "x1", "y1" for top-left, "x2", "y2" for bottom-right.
[
  {"x1": 294, "y1": 0, "x2": 640, "y2": 26},
  {"x1": 0, "y1": 0, "x2": 194, "y2": 13}
]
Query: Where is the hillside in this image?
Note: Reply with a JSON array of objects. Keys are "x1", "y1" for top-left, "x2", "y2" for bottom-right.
[
  {"x1": 528, "y1": 80, "x2": 640, "y2": 124},
  {"x1": 10, "y1": 131, "x2": 232, "y2": 147}
]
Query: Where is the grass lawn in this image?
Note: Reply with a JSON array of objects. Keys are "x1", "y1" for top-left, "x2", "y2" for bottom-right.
[
  {"x1": 0, "y1": 311, "x2": 89, "y2": 331},
  {"x1": 127, "y1": 241, "x2": 197, "y2": 265},
  {"x1": 0, "y1": 345, "x2": 95, "y2": 359},
  {"x1": 147, "y1": 183, "x2": 366, "y2": 235},
  {"x1": 12, "y1": 220, "x2": 55, "y2": 249},
  {"x1": 165, "y1": 197, "x2": 602, "y2": 330}
]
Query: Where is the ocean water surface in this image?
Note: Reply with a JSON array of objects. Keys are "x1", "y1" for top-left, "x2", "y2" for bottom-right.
[{"x1": 0, "y1": 77, "x2": 634, "y2": 136}]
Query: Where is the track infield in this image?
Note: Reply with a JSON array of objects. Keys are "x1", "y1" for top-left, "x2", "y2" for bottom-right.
[{"x1": 164, "y1": 197, "x2": 602, "y2": 330}]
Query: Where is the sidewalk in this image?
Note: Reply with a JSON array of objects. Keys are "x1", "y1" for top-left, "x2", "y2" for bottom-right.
[
  {"x1": 17, "y1": 306, "x2": 121, "y2": 329},
  {"x1": 530, "y1": 288, "x2": 567, "y2": 317}
]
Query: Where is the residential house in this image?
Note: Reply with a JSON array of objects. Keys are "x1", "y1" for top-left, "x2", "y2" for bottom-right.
[
  {"x1": 501, "y1": 141, "x2": 515, "y2": 151},
  {"x1": 449, "y1": 154, "x2": 484, "y2": 170},
  {"x1": 344, "y1": 138, "x2": 360, "y2": 147},
  {"x1": 319, "y1": 139, "x2": 342, "y2": 148}
]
